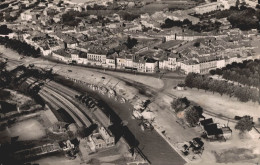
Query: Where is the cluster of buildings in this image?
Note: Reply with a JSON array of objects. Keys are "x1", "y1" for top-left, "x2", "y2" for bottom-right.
[
  {"x1": 1, "y1": 0, "x2": 260, "y2": 74},
  {"x1": 88, "y1": 126, "x2": 115, "y2": 151},
  {"x1": 199, "y1": 118, "x2": 232, "y2": 141}
]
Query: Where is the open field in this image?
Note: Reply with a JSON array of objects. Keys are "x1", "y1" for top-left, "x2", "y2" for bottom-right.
[
  {"x1": 99, "y1": 70, "x2": 164, "y2": 89},
  {"x1": 188, "y1": 129, "x2": 260, "y2": 165},
  {"x1": 9, "y1": 118, "x2": 46, "y2": 141},
  {"x1": 169, "y1": 88, "x2": 260, "y2": 122},
  {"x1": 0, "y1": 118, "x2": 46, "y2": 142}
]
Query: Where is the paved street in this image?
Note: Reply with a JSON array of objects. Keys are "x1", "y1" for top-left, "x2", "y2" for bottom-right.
[{"x1": 88, "y1": 88, "x2": 186, "y2": 165}]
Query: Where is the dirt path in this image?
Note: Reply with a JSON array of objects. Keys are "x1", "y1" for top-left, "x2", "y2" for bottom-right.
[{"x1": 169, "y1": 88, "x2": 260, "y2": 122}]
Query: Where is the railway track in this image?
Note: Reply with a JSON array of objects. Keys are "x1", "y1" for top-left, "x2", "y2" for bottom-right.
[
  {"x1": 26, "y1": 79, "x2": 84, "y2": 126},
  {"x1": 164, "y1": 91, "x2": 237, "y2": 123},
  {"x1": 26, "y1": 78, "x2": 91, "y2": 127},
  {"x1": 43, "y1": 81, "x2": 93, "y2": 125}
]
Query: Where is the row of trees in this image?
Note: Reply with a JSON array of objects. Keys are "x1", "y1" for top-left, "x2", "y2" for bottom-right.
[
  {"x1": 209, "y1": 6, "x2": 259, "y2": 31},
  {"x1": 185, "y1": 73, "x2": 260, "y2": 103},
  {"x1": 61, "y1": 10, "x2": 84, "y2": 27},
  {"x1": 161, "y1": 18, "x2": 222, "y2": 33},
  {"x1": 171, "y1": 97, "x2": 203, "y2": 126},
  {"x1": 188, "y1": 21, "x2": 222, "y2": 33},
  {"x1": 210, "y1": 60, "x2": 260, "y2": 88},
  {"x1": 195, "y1": 5, "x2": 260, "y2": 31},
  {"x1": 121, "y1": 12, "x2": 140, "y2": 21},
  {"x1": 161, "y1": 18, "x2": 192, "y2": 29},
  {"x1": 0, "y1": 37, "x2": 40, "y2": 57},
  {"x1": 227, "y1": 6, "x2": 260, "y2": 30}
]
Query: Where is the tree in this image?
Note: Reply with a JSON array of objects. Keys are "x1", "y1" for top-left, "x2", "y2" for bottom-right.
[
  {"x1": 124, "y1": 36, "x2": 138, "y2": 49},
  {"x1": 226, "y1": 84, "x2": 235, "y2": 97},
  {"x1": 193, "y1": 42, "x2": 200, "y2": 47},
  {"x1": 208, "y1": 79, "x2": 218, "y2": 94},
  {"x1": 161, "y1": 18, "x2": 192, "y2": 29},
  {"x1": 185, "y1": 73, "x2": 197, "y2": 88},
  {"x1": 0, "y1": 25, "x2": 12, "y2": 35},
  {"x1": 121, "y1": 12, "x2": 140, "y2": 21},
  {"x1": 201, "y1": 78, "x2": 209, "y2": 92},
  {"x1": 192, "y1": 75, "x2": 203, "y2": 90},
  {"x1": 215, "y1": 68, "x2": 223, "y2": 75},
  {"x1": 171, "y1": 97, "x2": 190, "y2": 113},
  {"x1": 235, "y1": 115, "x2": 254, "y2": 132},
  {"x1": 185, "y1": 106, "x2": 201, "y2": 127},
  {"x1": 209, "y1": 70, "x2": 216, "y2": 75},
  {"x1": 249, "y1": 89, "x2": 259, "y2": 103}
]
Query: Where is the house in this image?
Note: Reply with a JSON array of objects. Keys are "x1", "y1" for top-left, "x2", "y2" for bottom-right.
[
  {"x1": 180, "y1": 60, "x2": 200, "y2": 74},
  {"x1": 180, "y1": 56, "x2": 225, "y2": 74},
  {"x1": 52, "y1": 49, "x2": 72, "y2": 63},
  {"x1": 70, "y1": 49, "x2": 81, "y2": 63},
  {"x1": 203, "y1": 123, "x2": 223, "y2": 140},
  {"x1": 87, "y1": 48, "x2": 107, "y2": 66},
  {"x1": 77, "y1": 52, "x2": 88, "y2": 64},
  {"x1": 59, "y1": 140, "x2": 75, "y2": 151},
  {"x1": 105, "y1": 53, "x2": 117, "y2": 69},
  {"x1": 202, "y1": 120, "x2": 232, "y2": 141},
  {"x1": 159, "y1": 56, "x2": 168, "y2": 71},
  {"x1": 220, "y1": 127, "x2": 232, "y2": 139},
  {"x1": 133, "y1": 55, "x2": 146, "y2": 72},
  {"x1": 200, "y1": 118, "x2": 214, "y2": 130},
  {"x1": 116, "y1": 55, "x2": 127, "y2": 69},
  {"x1": 21, "y1": 11, "x2": 34, "y2": 21},
  {"x1": 194, "y1": 2, "x2": 223, "y2": 14},
  {"x1": 145, "y1": 58, "x2": 158, "y2": 73},
  {"x1": 176, "y1": 84, "x2": 185, "y2": 91},
  {"x1": 125, "y1": 54, "x2": 134, "y2": 70},
  {"x1": 167, "y1": 53, "x2": 178, "y2": 71},
  {"x1": 189, "y1": 137, "x2": 204, "y2": 154},
  {"x1": 90, "y1": 127, "x2": 115, "y2": 150},
  {"x1": 39, "y1": 45, "x2": 52, "y2": 56}
]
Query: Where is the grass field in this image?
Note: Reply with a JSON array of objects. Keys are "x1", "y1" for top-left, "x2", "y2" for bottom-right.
[
  {"x1": 5, "y1": 118, "x2": 46, "y2": 141},
  {"x1": 170, "y1": 88, "x2": 260, "y2": 122}
]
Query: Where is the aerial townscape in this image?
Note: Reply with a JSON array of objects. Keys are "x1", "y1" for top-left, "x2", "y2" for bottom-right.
[{"x1": 0, "y1": 0, "x2": 260, "y2": 164}]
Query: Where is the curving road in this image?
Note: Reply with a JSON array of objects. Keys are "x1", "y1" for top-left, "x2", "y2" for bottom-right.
[{"x1": 26, "y1": 77, "x2": 186, "y2": 165}]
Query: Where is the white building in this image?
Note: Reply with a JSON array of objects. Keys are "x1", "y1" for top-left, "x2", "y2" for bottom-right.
[
  {"x1": 145, "y1": 59, "x2": 158, "y2": 73},
  {"x1": 180, "y1": 56, "x2": 226, "y2": 74},
  {"x1": 116, "y1": 57, "x2": 126, "y2": 69},
  {"x1": 21, "y1": 12, "x2": 33, "y2": 21},
  {"x1": 194, "y1": 2, "x2": 224, "y2": 14},
  {"x1": 52, "y1": 50, "x2": 71, "y2": 63},
  {"x1": 87, "y1": 51, "x2": 107, "y2": 66},
  {"x1": 180, "y1": 60, "x2": 200, "y2": 74}
]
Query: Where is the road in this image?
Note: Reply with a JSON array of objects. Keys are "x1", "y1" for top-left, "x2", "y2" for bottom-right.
[
  {"x1": 0, "y1": 49, "x2": 202, "y2": 164},
  {"x1": 24, "y1": 77, "x2": 186, "y2": 164},
  {"x1": 1, "y1": 49, "x2": 236, "y2": 164},
  {"x1": 92, "y1": 90, "x2": 186, "y2": 165},
  {"x1": 103, "y1": 71, "x2": 238, "y2": 123}
]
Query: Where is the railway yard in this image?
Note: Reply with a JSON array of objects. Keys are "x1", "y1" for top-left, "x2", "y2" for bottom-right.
[{"x1": 1, "y1": 45, "x2": 260, "y2": 165}]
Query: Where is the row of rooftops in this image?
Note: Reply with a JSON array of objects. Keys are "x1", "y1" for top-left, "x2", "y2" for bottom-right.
[
  {"x1": 52, "y1": 46, "x2": 182, "y2": 63},
  {"x1": 7, "y1": 0, "x2": 257, "y2": 68},
  {"x1": 200, "y1": 118, "x2": 232, "y2": 137}
]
